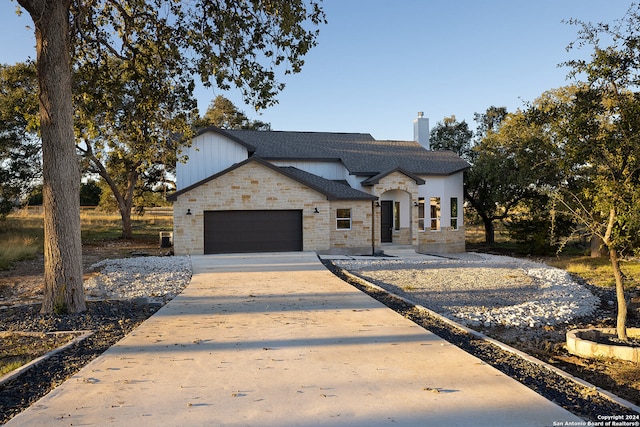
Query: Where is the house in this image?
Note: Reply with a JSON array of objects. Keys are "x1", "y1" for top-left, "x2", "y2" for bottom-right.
[{"x1": 167, "y1": 112, "x2": 469, "y2": 256}]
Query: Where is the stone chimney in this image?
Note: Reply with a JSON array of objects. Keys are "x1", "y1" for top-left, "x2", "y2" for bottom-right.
[{"x1": 413, "y1": 111, "x2": 430, "y2": 150}]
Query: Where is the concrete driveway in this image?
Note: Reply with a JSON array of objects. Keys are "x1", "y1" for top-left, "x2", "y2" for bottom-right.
[{"x1": 6, "y1": 252, "x2": 582, "y2": 426}]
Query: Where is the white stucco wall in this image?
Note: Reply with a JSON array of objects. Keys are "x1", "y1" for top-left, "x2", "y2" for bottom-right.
[
  {"x1": 415, "y1": 171, "x2": 465, "y2": 253},
  {"x1": 418, "y1": 172, "x2": 464, "y2": 228}
]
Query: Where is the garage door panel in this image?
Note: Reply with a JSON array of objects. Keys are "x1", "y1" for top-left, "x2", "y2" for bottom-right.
[{"x1": 204, "y1": 210, "x2": 302, "y2": 254}]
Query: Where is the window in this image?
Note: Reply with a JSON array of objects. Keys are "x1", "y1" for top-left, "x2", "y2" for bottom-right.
[
  {"x1": 336, "y1": 208, "x2": 351, "y2": 230},
  {"x1": 450, "y1": 197, "x2": 458, "y2": 230},
  {"x1": 418, "y1": 198, "x2": 425, "y2": 230},
  {"x1": 394, "y1": 201, "x2": 400, "y2": 231},
  {"x1": 430, "y1": 197, "x2": 440, "y2": 230}
]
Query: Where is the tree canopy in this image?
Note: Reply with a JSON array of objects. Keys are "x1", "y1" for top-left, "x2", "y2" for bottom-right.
[
  {"x1": 14, "y1": 0, "x2": 325, "y2": 314},
  {"x1": 428, "y1": 115, "x2": 472, "y2": 159},
  {"x1": 491, "y1": 4, "x2": 640, "y2": 340},
  {"x1": 0, "y1": 62, "x2": 40, "y2": 217},
  {"x1": 195, "y1": 95, "x2": 271, "y2": 130},
  {"x1": 74, "y1": 52, "x2": 195, "y2": 238},
  {"x1": 70, "y1": 0, "x2": 326, "y2": 110}
]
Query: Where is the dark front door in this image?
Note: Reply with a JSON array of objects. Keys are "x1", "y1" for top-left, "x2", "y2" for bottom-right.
[
  {"x1": 380, "y1": 201, "x2": 393, "y2": 243},
  {"x1": 204, "y1": 210, "x2": 303, "y2": 254}
]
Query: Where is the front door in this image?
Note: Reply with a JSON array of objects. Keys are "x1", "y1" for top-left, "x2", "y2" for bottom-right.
[{"x1": 380, "y1": 201, "x2": 393, "y2": 243}]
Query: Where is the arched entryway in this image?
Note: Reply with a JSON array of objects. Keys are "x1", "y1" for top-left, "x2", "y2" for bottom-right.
[{"x1": 379, "y1": 189, "x2": 412, "y2": 244}]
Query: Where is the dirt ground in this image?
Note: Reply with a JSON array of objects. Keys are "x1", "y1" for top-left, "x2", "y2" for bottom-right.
[
  {"x1": 0, "y1": 240, "x2": 169, "y2": 306},
  {"x1": 1, "y1": 243, "x2": 639, "y2": 408},
  {"x1": 484, "y1": 308, "x2": 640, "y2": 407}
]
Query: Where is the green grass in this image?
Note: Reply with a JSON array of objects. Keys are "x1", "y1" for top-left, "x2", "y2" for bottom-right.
[
  {"x1": 0, "y1": 360, "x2": 26, "y2": 376},
  {"x1": 0, "y1": 235, "x2": 41, "y2": 270},
  {"x1": 465, "y1": 222, "x2": 535, "y2": 256}
]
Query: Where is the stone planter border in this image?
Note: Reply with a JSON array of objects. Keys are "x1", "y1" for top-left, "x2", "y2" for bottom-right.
[{"x1": 566, "y1": 328, "x2": 640, "y2": 363}]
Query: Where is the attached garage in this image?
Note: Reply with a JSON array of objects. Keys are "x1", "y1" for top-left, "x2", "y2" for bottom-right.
[
  {"x1": 204, "y1": 210, "x2": 303, "y2": 254},
  {"x1": 169, "y1": 157, "x2": 378, "y2": 255}
]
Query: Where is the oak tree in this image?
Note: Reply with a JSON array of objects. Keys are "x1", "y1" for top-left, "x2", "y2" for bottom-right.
[
  {"x1": 429, "y1": 115, "x2": 473, "y2": 159},
  {"x1": 14, "y1": 0, "x2": 325, "y2": 313},
  {"x1": 462, "y1": 107, "x2": 510, "y2": 243},
  {"x1": 74, "y1": 55, "x2": 195, "y2": 239},
  {"x1": 535, "y1": 4, "x2": 640, "y2": 339}
]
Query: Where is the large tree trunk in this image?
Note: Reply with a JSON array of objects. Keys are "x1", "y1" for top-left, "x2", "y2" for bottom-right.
[
  {"x1": 609, "y1": 247, "x2": 628, "y2": 341},
  {"x1": 119, "y1": 169, "x2": 139, "y2": 240},
  {"x1": 482, "y1": 216, "x2": 495, "y2": 244},
  {"x1": 19, "y1": 0, "x2": 85, "y2": 313},
  {"x1": 119, "y1": 205, "x2": 134, "y2": 240},
  {"x1": 95, "y1": 162, "x2": 138, "y2": 240}
]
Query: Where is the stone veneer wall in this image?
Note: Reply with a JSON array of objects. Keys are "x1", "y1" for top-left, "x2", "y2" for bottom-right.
[
  {"x1": 326, "y1": 200, "x2": 375, "y2": 255},
  {"x1": 172, "y1": 161, "x2": 331, "y2": 255},
  {"x1": 393, "y1": 228, "x2": 411, "y2": 245},
  {"x1": 418, "y1": 226, "x2": 466, "y2": 254},
  {"x1": 172, "y1": 160, "x2": 466, "y2": 255}
]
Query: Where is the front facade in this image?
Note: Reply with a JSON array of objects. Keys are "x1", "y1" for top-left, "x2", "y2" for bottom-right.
[{"x1": 168, "y1": 113, "x2": 469, "y2": 256}]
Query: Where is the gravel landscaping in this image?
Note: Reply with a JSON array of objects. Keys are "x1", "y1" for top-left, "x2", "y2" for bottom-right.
[
  {"x1": 1, "y1": 252, "x2": 639, "y2": 423},
  {"x1": 323, "y1": 258, "x2": 640, "y2": 422},
  {"x1": 84, "y1": 255, "x2": 192, "y2": 302},
  {"x1": 331, "y1": 253, "x2": 601, "y2": 328}
]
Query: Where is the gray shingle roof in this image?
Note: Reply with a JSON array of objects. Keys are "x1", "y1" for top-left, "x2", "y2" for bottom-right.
[
  {"x1": 360, "y1": 167, "x2": 426, "y2": 186},
  {"x1": 279, "y1": 167, "x2": 376, "y2": 201},
  {"x1": 221, "y1": 129, "x2": 469, "y2": 176},
  {"x1": 167, "y1": 156, "x2": 377, "y2": 201}
]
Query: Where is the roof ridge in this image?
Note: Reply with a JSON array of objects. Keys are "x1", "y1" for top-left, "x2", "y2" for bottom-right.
[{"x1": 227, "y1": 129, "x2": 374, "y2": 137}]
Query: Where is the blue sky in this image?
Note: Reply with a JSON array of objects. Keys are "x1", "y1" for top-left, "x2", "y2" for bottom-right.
[{"x1": 0, "y1": 1, "x2": 634, "y2": 140}]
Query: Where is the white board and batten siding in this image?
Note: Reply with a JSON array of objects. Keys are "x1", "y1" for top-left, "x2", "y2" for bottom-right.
[
  {"x1": 270, "y1": 160, "x2": 349, "y2": 181},
  {"x1": 176, "y1": 132, "x2": 249, "y2": 190}
]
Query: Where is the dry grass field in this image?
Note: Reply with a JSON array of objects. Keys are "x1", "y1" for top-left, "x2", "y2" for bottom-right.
[{"x1": 0, "y1": 207, "x2": 173, "y2": 271}]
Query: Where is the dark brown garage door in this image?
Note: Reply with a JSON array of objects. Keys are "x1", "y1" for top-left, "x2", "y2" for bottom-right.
[{"x1": 204, "y1": 210, "x2": 303, "y2": 254}]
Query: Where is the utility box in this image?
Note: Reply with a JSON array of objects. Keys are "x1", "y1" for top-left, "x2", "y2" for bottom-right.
[{"x1": 159, "y1": 231, "x2": 173, "y2": 248}]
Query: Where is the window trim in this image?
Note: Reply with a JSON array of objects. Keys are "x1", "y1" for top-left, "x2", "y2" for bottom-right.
[
  {"x1": 336, "y1": 208, "x2": 352, "y2": 230},
  {"x1": 418, "y1": 197, "x2": 425, "y2": 231},
  {"x1": 450, "y1": 197, "x2": 458, "y2": 230},
  {"x1": 393, "y1": 201, "x2": 400, "y2": 231},
  {"x1": 430, "y1": 197, "x2": 441, "y2": 231}
]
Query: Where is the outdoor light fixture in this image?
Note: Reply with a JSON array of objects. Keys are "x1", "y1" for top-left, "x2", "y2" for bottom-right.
[
  {"x1": 314, "y1": 207, "x2": 319, "y2": 214},
  {"x1": 414, "y1": 201, "x2": 419, "y2": 207},
  {"x1": 375, "y1": 201, "x2": 380, "y2": 207},
  {"x1": 186, "y1": 208, "x2": 192, "y2": 215}
]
